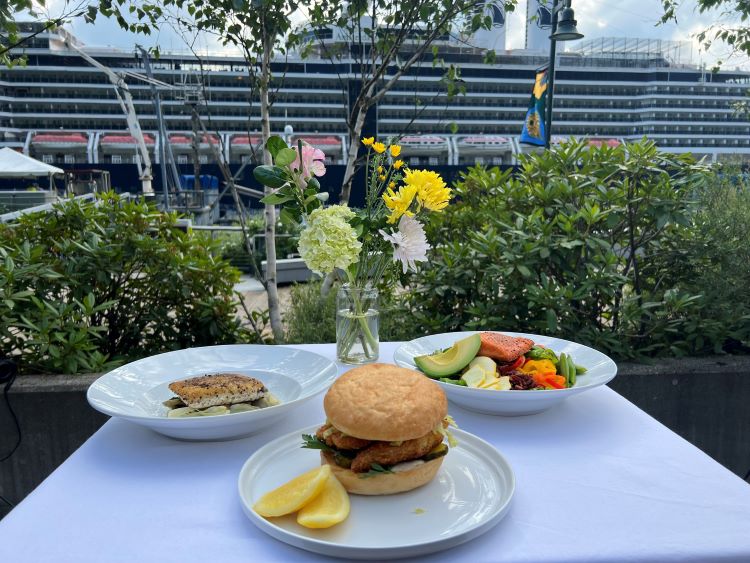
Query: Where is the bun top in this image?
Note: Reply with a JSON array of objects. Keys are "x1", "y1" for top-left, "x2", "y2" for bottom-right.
[{"x1": 324, "y1": 363, "x2": 448, "y2": 442}]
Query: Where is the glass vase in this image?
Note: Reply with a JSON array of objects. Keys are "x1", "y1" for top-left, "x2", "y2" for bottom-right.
[{"x1": 336, "y1": 284, "x2": 379, "y2": 364}]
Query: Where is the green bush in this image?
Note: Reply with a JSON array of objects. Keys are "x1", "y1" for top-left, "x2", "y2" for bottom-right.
[
  {"x1": 0, "y1": 193, "x2": 252, "y2": 374},
  {"x1": 407, "y1": 139, "x2": 735, "y2": 359},
  {"x1": 643, "y1": 169, "x2": 750, "y2": 353},
  {"x1": 284, "y1": 280, "x2": 337, "y2": 344},
  {"x1": 284, "y1": 277, "x2": 422, "y2": 344}
]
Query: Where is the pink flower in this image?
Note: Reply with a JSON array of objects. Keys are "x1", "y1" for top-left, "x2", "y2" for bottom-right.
[{"x1": 292, "y1": 144, "x2": 326, "y2": 186}]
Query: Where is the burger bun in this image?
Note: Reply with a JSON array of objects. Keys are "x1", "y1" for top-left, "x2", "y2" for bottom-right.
[{"x1": 321, "y1": 451, "x2": 445, "y2": 495}]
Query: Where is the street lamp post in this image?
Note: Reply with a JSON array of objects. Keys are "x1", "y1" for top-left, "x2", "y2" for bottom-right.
[{"x1": 545, "y1": 0, "x2": 584, "y2": 149}]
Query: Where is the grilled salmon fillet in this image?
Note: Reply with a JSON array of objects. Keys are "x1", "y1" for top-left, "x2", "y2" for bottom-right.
[
  {"x1": 478, "y1": 332, "x2": 534, "y2": 363},
  {"x1": 168, "y1": 373, "x2": 266, "y2": 409}
]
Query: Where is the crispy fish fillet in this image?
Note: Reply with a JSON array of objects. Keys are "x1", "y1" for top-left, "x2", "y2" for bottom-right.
[
  {"x1": 478, "y1": 332, "x2": 534, "y2": 363},
  {"x1": 168, "y1": 373, "x2": 266, "y2": 409},
  {"x1": 350, "y1": 431, "x2": 444, "y2": 473},
  {"x1": 316, "y1": 424, "x2": 373, "y2": 450}
]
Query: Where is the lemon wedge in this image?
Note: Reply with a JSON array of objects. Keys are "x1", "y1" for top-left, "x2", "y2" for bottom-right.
[
  {"x1": 297, "y1": 474, "x2": 351, "y2": 529},
  {"x1": 253, "y1": 465, "x2": 331, "y2": 518},
  {"x1": 461, "y1": 365, "x2": 485, "y2": 388}
]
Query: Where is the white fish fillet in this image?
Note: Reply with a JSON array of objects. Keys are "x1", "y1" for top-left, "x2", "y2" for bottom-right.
[{"x1": 168, "y1": 373, "x2": 266, "y2": 409}]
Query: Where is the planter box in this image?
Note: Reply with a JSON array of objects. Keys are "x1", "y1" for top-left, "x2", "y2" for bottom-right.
[
  {"x1": 261, "y1": 257, "x2": 313, "y2": 284},
  {"x1": 608, "y1": 356, "x2": 750, "y2": 478},
  {"x1": 1, "y1": 356, "x2": 748, "y2": 521},
  {"x1": 0, "y1": 374, "x2": 108, "y2": 520}
]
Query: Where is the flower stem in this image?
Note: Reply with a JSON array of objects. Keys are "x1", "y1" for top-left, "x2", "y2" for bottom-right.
[{"x1": 337, "y1": 274, "x2": 379, "y2": 362}]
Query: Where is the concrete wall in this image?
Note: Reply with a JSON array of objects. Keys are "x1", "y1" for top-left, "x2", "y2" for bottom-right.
[
  {"x1": 1, "y1": 358, "x2": 748, "y2": 520},
  {"x1": 0, "y1": 374, "x2": 108, "y2": 520},
  {"x1": 608, "y1": 356, "x2": 750, "y2": 478}
]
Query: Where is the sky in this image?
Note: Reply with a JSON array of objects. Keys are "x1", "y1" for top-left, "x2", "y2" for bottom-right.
[{"x1": 38, "y1": 0, "x2": 747, "y2": 69}]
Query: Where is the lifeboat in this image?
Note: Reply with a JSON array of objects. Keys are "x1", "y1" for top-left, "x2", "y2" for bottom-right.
[
  {"x1": 32, "y1": 132, "x2": 88, "y2": 149},
  {"x1": 398, "y1": 135, "x2": 449, "y2": 154},
  {"x1": 169, "y1": 134, "x2": 220, "y2": 148},
  {"x1": 100, "y1": 133, "x2": 156, "y2": 150},
  {"x1": 292, "y1": 135, "x2": 343, "y2": 156}
]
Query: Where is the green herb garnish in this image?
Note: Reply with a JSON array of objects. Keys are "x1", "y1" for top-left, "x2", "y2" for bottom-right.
[
  {"x1": 301, "y1": 434, "x2": 333, "y2": 452},
  {"x1": 360, "y1": 463, "x2": 394, "y2": 478}
]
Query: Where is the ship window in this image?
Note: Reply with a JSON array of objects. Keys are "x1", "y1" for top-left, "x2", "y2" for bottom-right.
[
  {"x1": 474, "y1": 156, "x2": 485, "y2": 165},
  {"x1": 492, "y1": 157, "x2": 503, "y2": 165},
  {"x1": 409, "y1": 157, "x2": 420, "y2": 166},
  {"x1": 42, "y1": 154, "x2": 54, "y2": 164},
  {"x1": 240, "y1": 154, "x2": 251, "y2": 164},
  {"x1": 428, "y1": 156, "x2": 439, "y2": 166},
  {"x1": 199, "y1": 155, "x2": 209, "y2": 164},
  {"x1": 111, "y1": 154, "x2": 122, "y2": 164},
  {"x1": 178, "y1": 155, "x2": 189, "y2": 164},
  {"x1": 64, "y1": 154, "x2": 75, "y2": 164}
]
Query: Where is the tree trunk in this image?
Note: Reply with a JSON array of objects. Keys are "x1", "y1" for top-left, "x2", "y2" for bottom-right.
[
  {"x1": 260, "y1": 31, "x2": 285, "y2": 343},
  {"x1": 339, "y1": 93, "x2": 371, "y2": 205}
]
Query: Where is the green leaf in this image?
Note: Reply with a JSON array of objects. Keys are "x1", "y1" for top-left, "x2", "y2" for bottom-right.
[
  {"x1": 260, "y1": 192, "x2": 294, "y2": 205},
  {"x1": 265, "y1": 135, "x2": 288, "y2": 159},
  {"x1": 275, "y1": 148, "x2": 298, "y2": 167},
  {"x1": 301, "y1": 434, "x2": 333, "y2": 452},
  {"x1": 361, "y1": 463, "x2": 394, "y2": 478},
  {"x1": 307, "y1": 177, "x2": 321, "y2": 191},
  {"x1": 253, "y1": 165, "x2": 288, "y2": 189}
]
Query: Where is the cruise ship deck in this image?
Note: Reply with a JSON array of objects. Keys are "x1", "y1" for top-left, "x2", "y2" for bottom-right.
[{"x1": 2, "y1": 16, "x2": 750, "y2": 178}]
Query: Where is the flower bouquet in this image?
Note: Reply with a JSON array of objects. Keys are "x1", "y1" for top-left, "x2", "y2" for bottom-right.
[{"x1": 254, "y1": 136, "x2": 451, "y2": 363}]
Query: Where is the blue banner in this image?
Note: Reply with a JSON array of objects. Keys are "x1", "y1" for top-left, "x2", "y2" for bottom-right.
[{"x1": 520, "y1": 67, "x2": 548, "y2": 146}]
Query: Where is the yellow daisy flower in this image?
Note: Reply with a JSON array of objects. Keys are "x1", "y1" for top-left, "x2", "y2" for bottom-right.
[
  {"x1": 382, "y1": 184, "x2": 418, "y2": 224},
  {"x1": 393, "y1": 159, "x2": 404, "y2": 170},
  {"x1": 390, "y1": 145, "x2": 402, "y2": 157},
  {"x1": 377, "y1": 165, "x2": 384, "y2": 173},
  {"x1": 362, "y1": 137, "x2": 374, "y2": 146},
  {"x1": 373, "y1": 142, "x2": 386, "y2": 154},
  {"x1": 403, "y1": 169, "x2": 452, "y2": 212},
  {"x1": 388, "y1": 181, "x2": 396, "y2": 189},
  {"x1": 379, "y1": 174, "x2": 387, "y2": 181}
]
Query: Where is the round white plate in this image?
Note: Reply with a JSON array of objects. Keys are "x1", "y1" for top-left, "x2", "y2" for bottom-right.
[
  {"x1": 238, "y1": 425, "x2": 515, "y2": 560},
  {"x1": 394, "y1": 331, "x2": 618, "y2": 416},
  {"x1": 87, "y1": 345, "x2": 338, "y2": 441}
]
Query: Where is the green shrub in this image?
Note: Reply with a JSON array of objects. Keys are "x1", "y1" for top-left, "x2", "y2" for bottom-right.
[
  {"x1": 284, "y1": 277, "x2": 423, "y2": 344},
  {"x1": 643, "y1": 168, "x2": 750, "y2": 353},
  {"x1": 408, "y1": 139, "x2": 726, "y2": 359},
  {"x1": 0, "y1": 193, "x2": 252, "y2": 374},
  {"x1": 285, "y1": 280, "x2": 337, "y2": 344}
]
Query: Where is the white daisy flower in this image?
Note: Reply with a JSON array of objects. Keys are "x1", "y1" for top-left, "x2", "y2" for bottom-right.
[{"x1": 379, "y1": 214, "x2": 430, "y2": 273}]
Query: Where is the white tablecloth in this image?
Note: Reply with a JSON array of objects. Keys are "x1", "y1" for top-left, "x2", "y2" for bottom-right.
[{"x1": 2, "y1": 342, "x2": 750, "y2": 562}]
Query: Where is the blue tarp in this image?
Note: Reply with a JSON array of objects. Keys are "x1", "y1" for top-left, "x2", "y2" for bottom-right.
[{"x1": 179, "y1": 174, "x2": 219, "y2": 190}]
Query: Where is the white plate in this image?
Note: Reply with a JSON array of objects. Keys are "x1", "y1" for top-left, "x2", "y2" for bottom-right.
[
  {"x1": 238, "y1": 425, "x2": 515, "y2": 560},
  {"x1": 394, "y1": 331, "x2": 618, "y2": 416},
  {"x1": 87, "y1": 345, "x2": 337, "y2": 441}
]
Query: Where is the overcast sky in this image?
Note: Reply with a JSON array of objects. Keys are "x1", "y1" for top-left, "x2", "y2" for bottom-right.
[{"x1": 41, "y1": 0, "x2": 746, "y2": 69}]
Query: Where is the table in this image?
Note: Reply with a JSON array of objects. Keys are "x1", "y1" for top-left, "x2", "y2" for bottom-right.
[{"x1": 2, "y1": 343, "x2": 750, "y2": 562}]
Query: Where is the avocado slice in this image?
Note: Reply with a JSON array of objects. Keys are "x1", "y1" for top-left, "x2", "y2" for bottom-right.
[{"x1": 414, "y1": 333, "x2": 481, "y2": 378}]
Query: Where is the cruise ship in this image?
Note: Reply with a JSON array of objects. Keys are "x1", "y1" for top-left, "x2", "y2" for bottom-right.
[{"x1": 2, "y1": 1, "x2": 750, "y2": 194}]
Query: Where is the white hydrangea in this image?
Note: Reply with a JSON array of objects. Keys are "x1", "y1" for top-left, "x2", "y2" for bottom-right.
[{"x1": 298, "y1": 205, "x2": 362, "y2": 275}]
